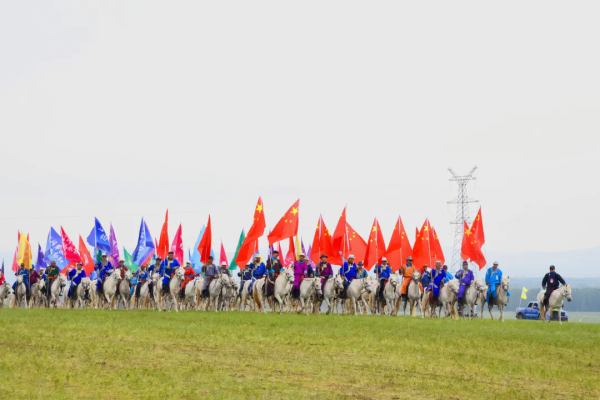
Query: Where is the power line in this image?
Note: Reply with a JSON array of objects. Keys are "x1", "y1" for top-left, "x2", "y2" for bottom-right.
[{"x1": 447, "y1": 166, "x2": 478, "y2": 272}]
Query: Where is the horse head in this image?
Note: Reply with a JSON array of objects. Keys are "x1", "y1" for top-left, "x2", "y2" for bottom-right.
[
  {"x1": 174, "y1": 267, "x2": 185, "y2": 280},
  {"x1": 334, "y1": 275, "x2": 344, "y2": 290},
  {"x1": 221, "y1": 274, "x2": 232, "y2": 288},
  {"x1": 362, "y1": 278, "x2": 372, "y2": 294},
  {"x1": 124, "y1": 270, "x2": 132, "y2": 282},
  {"x1": 500, "y1": 276, "x2": 510, "y2": 293},
  {"x1": 563, "y1": 285, "x2": 572, "y2": 302},
  {"x1": 411, "y1": 270, "x2": 421, "y2": 283},
  {"x1": 285, "y1": 268, "x2": 295, "y2": 283},
  {"x1": 389, "y1": 274, "x2": 400, "y2": 287},
  {"x1": 313, "y1": 278, "x2": 323, "y2": 295},
  {"x1": 59, "y1": 275, "x2": 68, "y2": 287},
  {"x1": 16, "y1": 275, "x2": 24, "y2": 284}
]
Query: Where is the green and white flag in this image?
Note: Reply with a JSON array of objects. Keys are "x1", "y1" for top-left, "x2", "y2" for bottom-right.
[{"x1": 229, "y1": 229, "x2": 246, "y2": 271}]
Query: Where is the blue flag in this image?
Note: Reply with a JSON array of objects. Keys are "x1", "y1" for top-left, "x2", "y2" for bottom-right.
[
  {"x1": 86, "y1": 227, "x2": 95, "y2": 248},
  {"x1": 36, "y1": 243, "x2": 47, "y2": 272},
  {"x1": 94, "y1": 218, "x2": 111, "y2": 253},
  {"x1": 132, "y1": 218, "x2": 155, "y2": 266},
  {"x1": 44, "y1": 227, "x2": 68, "y2": 271},
  {"x1": 1, "y1": 259, "x2": 4, "y2": 275},
  {"x1": 191, "y1": 225, "x2": 205, "y2": 271}
]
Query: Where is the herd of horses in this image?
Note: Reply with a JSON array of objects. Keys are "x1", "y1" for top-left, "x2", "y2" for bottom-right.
[{"x1": 1, "y1": 267, "x2": 572, "y2": 324}]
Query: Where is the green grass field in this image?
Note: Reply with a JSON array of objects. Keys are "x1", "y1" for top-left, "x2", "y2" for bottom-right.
[{"x1": 1, "y1": 309, "x2": 599, "y2": 399}]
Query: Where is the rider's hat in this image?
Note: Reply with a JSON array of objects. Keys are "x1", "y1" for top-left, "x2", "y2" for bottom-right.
[
  {"x1": 381, "y1": 257, "x2": 387, "y2": 262},
  {"x1": 221, "y1": 261, "x2": 227, "y2": 266},
  {"x1": 358, "y1": 261, "x2": 364, "y2": 266},
  {"x1": 320, "y1": 254, "x2": 328, "y2": 258},
  {"x1": 462, "y1": 261, "x2": 468, "y2": 266},
  {"x1": 348, "y1": 254, "x2": 355, "y2": 259},
  {"x1": 493, "y1": 261, "x2": 499, "y2": 266},
  {"x1": 549, "y1": 265, "x2": 555, "y2": 270},
  {"x1": 406, "y1": 256, "x2": 413, "y2": 261}
]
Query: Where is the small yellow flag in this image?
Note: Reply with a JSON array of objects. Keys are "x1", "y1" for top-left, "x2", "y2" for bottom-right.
[{"x1": 521, "y1": 287, "x2": 528, "y2": 300}]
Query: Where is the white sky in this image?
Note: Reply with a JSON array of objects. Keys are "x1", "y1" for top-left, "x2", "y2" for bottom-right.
[{"x1": 1, "y1": 1, "x2": 599, "y2": 269}]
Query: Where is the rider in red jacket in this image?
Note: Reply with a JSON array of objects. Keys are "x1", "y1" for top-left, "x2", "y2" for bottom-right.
[{"x1": 180, "y1": 262, "x2": 195, "y2": 298}]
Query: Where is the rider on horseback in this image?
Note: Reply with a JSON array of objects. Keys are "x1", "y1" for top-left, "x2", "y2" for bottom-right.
[
  {"x1": 455, "y1": 261, "x2": 474, "y2": 313},
  {"x1": 96, "y1": 255, "x2": 113, "y2": 295},
  {"x1": 485, "y1": 261, "x2": 509, "y2": 304},
  {"x1": 292, "y1": 254, "x2": 309, "y2": 299},
  {"x1": 179, "y1": 262, "x2": 195, "y2": 298},
  {"x1": 13, "y1": 263, "x2": 30, "y2": 302},
  {"x1": 161, "y1": 252, "x2": 181, "y2": 294},
  {"x1": 68, "y1": 263, "x2": 86, "y2": 300},
  {"x1": 46, "y1": 261, "x2": 60, "y2": 301},
  {"x1": 542, "y1": 265, "x2": 566, "y2": 309},
  {"x1": 316, "y1": 255, "x2": 333, "y2": 300},
  {"x1": 399, "y1": 256, "x2": 417, "y2": 302},
  {"x1": 264, "y1": 250, "x2": 283, "y2": 298},
  {"x1": 375, "y1": 258, "x2": 392, "y2": 302},
  {"x1": 249, "y1": 255, "x2": 266, "y2": 295},
  {"x1": 339, "y1": 255, "x2": 357, "y2": 299},
  {"x1": 426, "y1": 261, "x2": 445, "y2": 304},
  {"x1": 201, "y1": 256, "x2": 220, "y2": 298},
  {"x1": 238, "y1": 264, "x2": 252, "y2": 295},
  {"x1": 147, "y1": 257, "x2": 162, "y2": 298},
  {"x1": 134, "y1": 264, "x2": 149, "y2": 299}
]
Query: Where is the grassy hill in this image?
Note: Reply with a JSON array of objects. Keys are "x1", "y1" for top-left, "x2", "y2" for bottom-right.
[{"x1": 0, "y1": 309, "x2": 598, "y2": 399}]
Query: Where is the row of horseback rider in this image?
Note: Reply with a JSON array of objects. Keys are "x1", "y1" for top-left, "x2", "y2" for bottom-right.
[{"x1": 4, "y1": 252, "x2": 565, "y2": 309}]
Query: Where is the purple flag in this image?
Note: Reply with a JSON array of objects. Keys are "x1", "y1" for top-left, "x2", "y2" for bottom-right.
[
  {"x1": 109, "y1": 224, "x2": 120, "y2": 266},
  {"x1": 36, "y1": 243, "x2": 47, "y2": 272},
  {"x1": 1, "y1": 259, "x2": 4, "y2": 274},
  {"x1": 306, "y1": 244, "x2": 316, "y2": 267}
]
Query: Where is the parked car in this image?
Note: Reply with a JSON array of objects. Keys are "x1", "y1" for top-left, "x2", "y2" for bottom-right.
[{"x1": 515, "y1": 301, "x2": 568, "y2": 321}]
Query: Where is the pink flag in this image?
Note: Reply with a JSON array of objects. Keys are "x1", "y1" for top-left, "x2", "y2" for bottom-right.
[
  {"x1": 170, "y1": 224, "x2": 183, "y2": 265},
  {"x1": 109, "y1": 224, "x2": 120, "y2": 267},
  {"x1": 12, "y1": 246, "x2": 18, "y2": 272},
  {"x1": 219, "y1": 242, "x2": 228, "y2": 266},
  {"x1": 61, "y1": 227, "x2": 82, "y2": 263}
]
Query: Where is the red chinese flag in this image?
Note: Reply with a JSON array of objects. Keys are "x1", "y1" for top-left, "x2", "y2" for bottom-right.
[
  {"x1": 235, "y1": 197, "x2": 266, "y2": 266},
  {"x1": 61, "y1": 227, "x2": 82, "y2": 263},
  {"x1": 471, "y1": 207, "x2": 485, "y2": 249},
  {"x1": 332, "y1": 206, "x2": 349, "y2": 260},
  {"x1": 320, "y1": 217, "x2": 343, "y2": 265},
  {"x1": 197, "y1": 215, "x2": 212, "y2": 264},
  {"x1": 157, "y1": 210, "x2": 169, "y2": 260},
  {"x1": 461, "y1": 221, "x2": 487, "y2": 270},
  {"x1": 79, "y1": 235, "x2": 95, "y2": 276},
  {"x1": 431, "y1": 226, "x2": 445, "y2": 266},
  {"x1": 284, "y1": 237, "x2": 296, "y2": 267},
  {"x1": 363, "y1": 219, "x2": 386, "y2": 271},
  {"x1": 412, "y1": 220, "x2": 433, "y2": 272},
  {"x1": 386, "y1": 216, "x2": 413, "y2": 272},
  {"x1": 267, "y1": 199, "x2": 299, "y2": 246},
  {"x1": 346, "y1": 222, "x2": 367, "y2": 262},
  {"x1": 219, "y1": 242, "x2": 228, "y2": 266},
  {"x1": 170, "y1": 223, "x2": 183, "y2": 265}
]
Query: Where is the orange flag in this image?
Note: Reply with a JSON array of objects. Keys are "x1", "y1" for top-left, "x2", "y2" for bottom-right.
[
  {"x1": 431, "y1": 226, "x2": 445, "y2": 266},
  {"x1": 157, "y1": 210, "x2": 169, "y2": 260},
  {"x1": 197, "y1": 215, "x2": 212, "y2": 264},
  {"x1": 267, "y1": 199, "x2": 299, "y2": 246},
  {"x1": 363, "y1": 219, "x2": 387, "y2": 271},
  {"x1": 79, "y1": 235, "x2": 95, "y2": 276},
  {"x1": 346, "y1": 222, "x2": 367, "y2": 262},
  {"x1": 235, "y1": 197, "x2": 266, "y2": 266},
  {"x1": 386, "y1": 216, "x2": 412, "y2": 272}
]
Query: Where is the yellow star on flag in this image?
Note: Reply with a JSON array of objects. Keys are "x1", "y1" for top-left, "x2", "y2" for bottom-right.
[
  {"x1": 256, "y1": 204, "x2": 263, "y2": 213},
  {"x1": 290, "y1": 207, "x2": 298, "y2": 216}
]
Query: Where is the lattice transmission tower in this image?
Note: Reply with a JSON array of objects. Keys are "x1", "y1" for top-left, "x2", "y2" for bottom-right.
[{"x1": 448, "y1": 166, "x2": 478, "y2": 271}]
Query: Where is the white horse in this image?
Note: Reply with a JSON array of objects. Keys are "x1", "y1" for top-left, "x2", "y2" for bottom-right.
[
  {"x1": 440, "y1": 280, "x2": 460, "y2": 320},
  {"x1": 162, "y1": 267, "x2": 185, "y2": 312},
  {"x1": 363, "y1": 278, "x2": 379, "y2": 315},
  {"x1": 346, "y1": 278, "x2": 372, "y2": 316},
  {"x1": 68, "y1": 278, "x2": 92, "y2": 309},
  {"x1": 206, "y1": 274, "x2": 231, "y2": 312},
  {"x1": 252, "y1": 277, "x2": 267, "y2": 313},
  {"x1": 537, "y1": 285, "x2": 572, "y2": 325},
  {"x1": 323, "y1": 275, "x2": 344, "y2": 315},
  {"x1": 380, "y1": 274, "x2": 399, "y2": 316},
  {"x1": 405, "y1": 271, "x2": 423, "y2": 318},
  {"x1": 237, "y1": 281, "x2": 254, "y2": 311},
  {"x1": 487, "y1": 276, "x2": 510, "y2": 322},
  {"x1": 49, "y1": 275, "x2": 68, "y2": 308},
  {"x1": 463, "y1": 279, "x2": 486, "y2": 320},
  {"x1": 30, "y1": 279, "x2": 46, "y2": 308},
  {"x1": 296, "y1": 278, "x2": 322, "y2": 315},
  {"x1": 114, "y1": 270, "x2": 132, "y2": 310},
  {"x1": 221, "y1": 276, "x2": 237, "y2": 311},
  {"x1": 0, "y1": 282, "x2": 9, "y2": 308},
  {"x1": 273, "y1": 268, "x2": 294, "y2": 313},
  {"x1": 103, "y1": 271, "x2": 124, "y2": 310},
  {"x1": 12, "y1": 275, "x2": 28, "y2": 308}
]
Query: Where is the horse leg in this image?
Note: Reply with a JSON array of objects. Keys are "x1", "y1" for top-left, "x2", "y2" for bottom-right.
[{"x1": 489, "y1": 304, "x2": 494, "y2": 321}]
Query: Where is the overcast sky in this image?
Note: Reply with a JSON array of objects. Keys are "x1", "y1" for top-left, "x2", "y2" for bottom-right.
[{"x1": 1, "y1": 1, "x2": 599, "y2": 273}]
